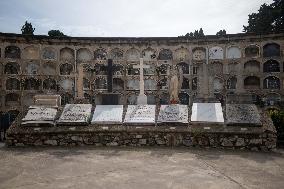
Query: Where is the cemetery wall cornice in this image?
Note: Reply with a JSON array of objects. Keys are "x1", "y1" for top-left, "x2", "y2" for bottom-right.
[{"x1": 1, "y1": 32, "x2": 284, "y2": 46}]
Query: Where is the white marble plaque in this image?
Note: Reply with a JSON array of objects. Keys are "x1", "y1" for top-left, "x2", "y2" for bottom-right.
[
  {"x1": 22, "y1": 106, "x2": 57, "y2": 121},
  {"x1": 191, "y1": 103, "x2": 224, "y2": 123},
  {"x1": 58, "y1": 104, "x2": 92, "y2": 124},
  {"x1": 124, "y1": 105, "x2": 156, "y2": 124},
  {"x1": 91, "y1": 105, "x2": 123, "y2": 124},
  {"x1": 21, "y1": 106, "x2": 58, "y2": 126},
  {"x1": 157, "y1": 104, "x2": 188, "y2": 123}
]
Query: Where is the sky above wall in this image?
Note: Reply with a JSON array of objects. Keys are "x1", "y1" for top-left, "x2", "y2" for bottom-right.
[{"x1": 0, "y1": 0, "x2": 274, "y2": 37}]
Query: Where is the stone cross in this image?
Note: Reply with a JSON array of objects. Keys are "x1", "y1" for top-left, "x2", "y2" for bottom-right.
[
  {"x1": 77, "y1": 64, "x2": 84, "y2": 98},
  {"x1": 133, "y1": 58, "x2": 150, "y2": 104}
]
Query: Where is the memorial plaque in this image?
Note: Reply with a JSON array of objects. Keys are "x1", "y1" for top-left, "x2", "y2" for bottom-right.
[
  {"x1": 157, "y1": 104, "x2": 188, "y2": 123},
  {"x1": 57, "y1": 104, "x2": 92, "y2": 125},
  {"x1": 191, "y1": 103, "x2": 224, "y2": 123},
  {"x1": 21, "y1": 106, "x2": 58, "y2": 126},
  {"x1": 91, "y1": 105, "x2": 123, "y2": 124},
  {"x1": 34, "y1": 95, "x2": 61, "y2": 107},
  {"x1": 226, "y1": 104, "x2": 261, "y2": 126},
  {"x1": 124, "y1": 105, "x2": 156, "y2": 124}
]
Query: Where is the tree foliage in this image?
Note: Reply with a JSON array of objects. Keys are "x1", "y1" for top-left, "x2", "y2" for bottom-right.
[
  {"x1": 268, "y1": 109, "x2": 284, "y2": 141},
  {"x1": 243, "y1": 0, "x2": 284, "y2": 34},
  {"x1": 48, "y1": 30, "x2": 66, "y2": 37},
  {"x1": 21, "y1": 21, "x2": 35, "y2": 35},
  {"x1": 216, "y1": 29, "x2": 227, "y2": 36},
  {"x1": 181, "y1": 28, "x2": 205, "y2": 38}
]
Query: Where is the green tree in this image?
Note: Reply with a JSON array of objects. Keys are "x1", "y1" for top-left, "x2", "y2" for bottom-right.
[
  {"x1": 48, "y1": 30, "x2": 66, "y2": 37},
  {"x1": 198, "y1": 28, "x2": 205, "y2": 37},
  {"x1": 243, "y1": 0, "x2": 284, "y2": 33},
  {"x1": 21, "y1": 21, "x2": 35, "y2": 35},
  {"x1": 216, "y1": 29, "x2": 227, "y2": 36}
]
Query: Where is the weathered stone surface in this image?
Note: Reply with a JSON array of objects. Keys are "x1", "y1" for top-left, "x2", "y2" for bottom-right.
[
  {"x1": 21, "y1": 106, "x2": 58, "y2": 126},
  {"x1": 58, "y1": 104, "x2": 92, "y2": 124},
  {"x1": 191, "y1": 103, "x2": 224, "y2": 123},
  {"x1": 157, "y1": 104, "x2": 188, "y2": 123},
  {"x1": 124, "y1": 105, "x2": 156, "y2": 124},
  {"x1": 226, "y1": 104, "x2": 262, "y2": 126},
  {"x1": 91, "y1": 105, "x2": 123, "y2": 124}
]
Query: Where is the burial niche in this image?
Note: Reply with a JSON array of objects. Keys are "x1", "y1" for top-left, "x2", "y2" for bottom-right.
[
  {"x1": 142, "y1": 47, "x2": 156, "y2": 61},
  {"x1": 192, "y1": 77, "x2": 198, "y2": 90},
  {"x1": 4, "y1": 62, "x2": 20, "y2": 74},
  {"x1": 263, "y1": 60, "x2": 280, "y2": 72},
  {"x1": 213, "y1": 77, "x2": 223, "y2": 92},
  {"x1": 95, "y1": 77, "x2": 107, "y2": 90},
  {"x1": 94, "y1": 48, "x2": 107, "y2": 60},
  {"x1": 263, "y1": 43, "x2": 280, "y2": 57},
  {"x1": 209, "y1": 46, "x2": 223, "y2": 60},
  {"x1": 60, "y1": 47, "x2": 74, "y2": 61},
  {"x1": 147, "y1": 94, "x2": 156, "y2": 105},
  {"x1": 245, "y1": 45, "x2": 259, "y2": 58},
  {"x1": 23, "y1": 46, "x2": 39, "y2": 60},
  {"x1": 60, "y1": 63, "x2": 73, "y2": 75},
  {"x1": 23, "y1": 78, "x2": 41, "y2": 90},
  {"x1": 160, "y1": 93, "x2": 170, "y2": 105},
  {"x1": 143, "y1": 64, "x2": 156, "y2": 75},
  {"x1": 6, "y1": 78, "x2": 20, "y2": 90},
  {"x1": 158, "y1": 49, "x2": 173, "y2": 60},
  {"x1": 265, "y1": 93, "x2": 281, "y2": 106},
  {"x1": 59, "y1": 79, "x2": 74, "y2": 91},
  {"x1": 177, "y1": 62, "x2": 190, "y2": 74},
  {"x1": 228, "y1": 62, "x2": 238, "y2": 73},
  {"x1": 244, "y1": 60, "x2": 260, "y2": 72},
  {"x1": 227, "y1": 77, "x2": 237, "y2": 89},
  {"x1": 95, "y1": 64, "x2": 107, "y2": 75},
  {"x1": 127, "y1": 64, "x2": 140, "y2": 75},
  {"x1": 83, "y1": 78, "x2": 90, "y2": 90},
  {"x1": 42, "y1": 47, "x2": 56, "y2": 60},
  {"x1": 158, "y1": 64, "x2": 170, "y2": 75},
  {"x1": 227, "y1": 46, "x2": 241, "y2": 59},
  {"x1": 61, "y1": 93, "x2": 73, "y2": 105},
  {"x1": 210, "y1": 61, "x2": 223, "y2": 75},
  {"x1": 179, "y1": 93, "x2": 189, "y2": 105},
  {"x1": 5, "y1": 46, "x2": 21, "y2": 59},
  {"x1": 42, "y1": 62, "x2": 56, "y2": 75},
  {"x1": 159, "y1": 78, "x2": 168, "y2": 90},
  {"x1": 145, "y1": 79, "x2": 156, "y2": 90},
  {"x1": 192, "y1": 47, "x2": 206, "y2": 61},
  {"x1": 244, "y1": 76, "x2": 260, "y2": 89},
  {"x1": 127, "y1": 94, "x2": 137, "y2": 105},
  {"x1": 5, "y1": 93, "x2": 20, "y2": 106},
  {"x1": 25, "y1": 61, "x2": 40, "y2": 75},
  {"x1": 113, "y1": 78, "x2": 124, "y2": 91},
  {"x1": 181, "y1": 77, "x2": 190, "y2": 89},
  {"x1": 175, "y1": 48, "x2": 189, "y2": 61},
  {"x1": 126, "y1": 48, "x2": 140, "y2": 61},
  {"x1": 77, "y1": 48, "x2": 92, "y2": 62},
  {"x1": 113, "y1": 64, "x2": 124, "y2": 75},
  {"x1": 127, "y1": 79, "x2": 139, "y2": 90},
  {"x1": 109, "y1": 48, "x2": 124, "y2": 60},
  {"x1": 263, "y1": 76, "x2": 280, "y2": 89},
  {"x1": 43, "y1": 78, "x2": 57, "y2": 90}
]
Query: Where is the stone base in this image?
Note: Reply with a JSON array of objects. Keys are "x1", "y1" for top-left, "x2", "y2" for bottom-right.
[
  {"x1": 74, "y1": 97, "x2": 90, "y2": 104},
  {"x1": 6, "y1": 125, "x2": 277, "y2": 151}
]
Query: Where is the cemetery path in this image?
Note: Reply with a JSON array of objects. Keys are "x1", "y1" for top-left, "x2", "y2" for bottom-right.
[{"x1": 0, "y1": 145, "x2": 284, "y2": 189}]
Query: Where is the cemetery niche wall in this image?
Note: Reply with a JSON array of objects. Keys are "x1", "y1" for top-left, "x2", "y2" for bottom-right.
[{"x1": 0, "y1": 32, "x2": 282, "y2": 150}]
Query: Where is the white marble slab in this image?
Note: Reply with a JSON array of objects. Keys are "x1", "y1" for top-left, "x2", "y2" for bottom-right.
[
  {"x1": 124, "y1": 105, "x2": 156, "y2": 124},
  {"x1": 22, "y1": 106, "x2": 58, "y2": 121},
  {"x1": 191, "y1": 103, "x2": 224, "y2": 123},
  {"x1": 58, "y1": 104, "x2": 92, "y2": 124},
  {"x1": 157, "y1": 104, "x2": 188, "y2": 123},
  {"x1": 91, "y1": 105, "x2": 123, "y2": 124}
]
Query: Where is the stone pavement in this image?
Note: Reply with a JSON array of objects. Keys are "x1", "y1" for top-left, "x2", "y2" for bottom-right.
[{"x1": 0, "y1": 144, "x2": 284, "y2": 189}]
